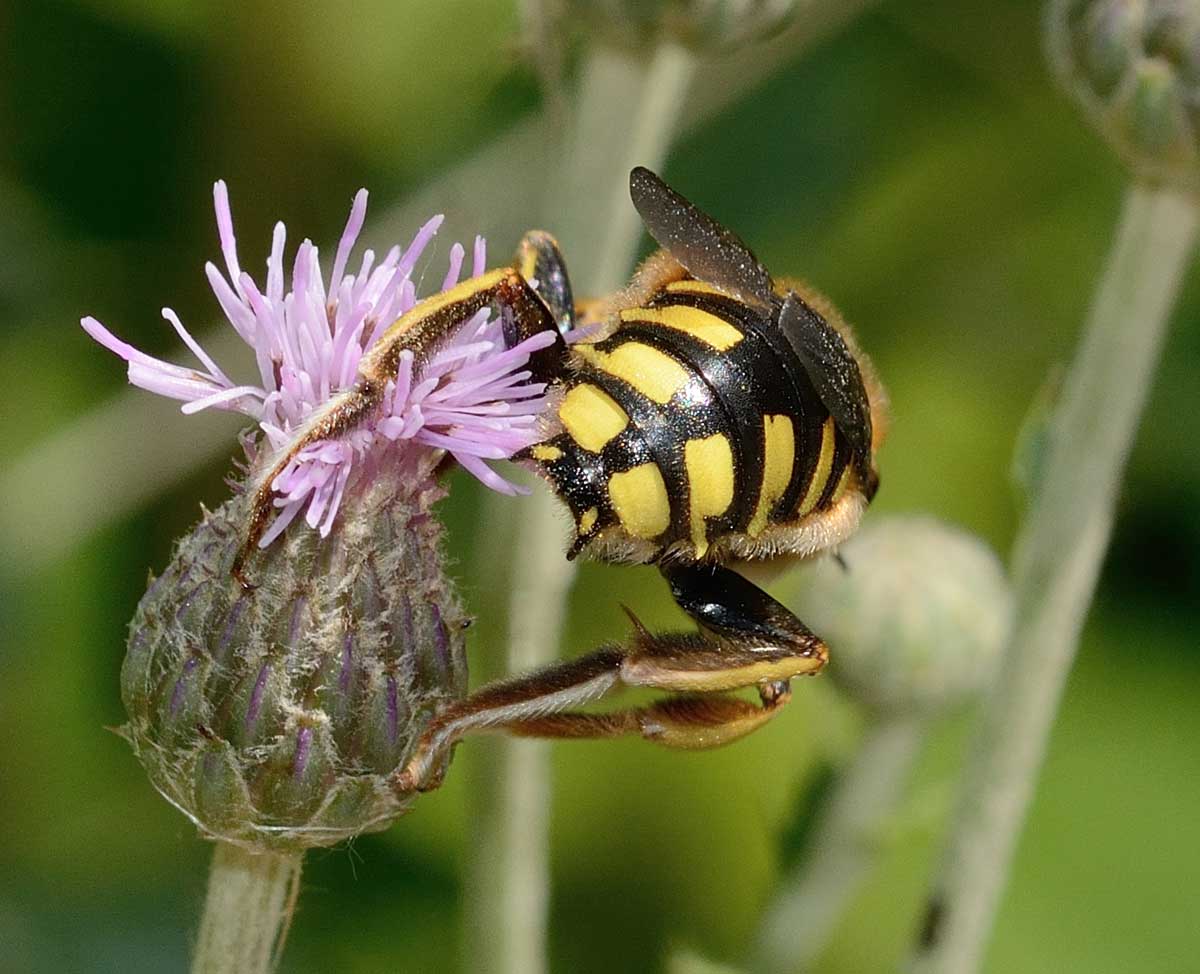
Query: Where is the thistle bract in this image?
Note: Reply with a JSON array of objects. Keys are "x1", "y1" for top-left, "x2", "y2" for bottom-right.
[{"x1": 122, "y1": 472, "x2": 466, "y2": 852}]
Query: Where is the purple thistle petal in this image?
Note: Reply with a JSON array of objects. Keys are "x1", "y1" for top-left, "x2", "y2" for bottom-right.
[
  {"x1": 213, "y1": 181, "x2": 244, "y2": 299},
  {"x1": 472, "y1": 236, "x2": 487, "y2": 278},
  {"x1": 455, "y1": 453, "x2": 530, "y2": 495},
  {"x1": 330, "y1": 189, "x2": 368, "y2": 296},
  {"x1": 267, "y1": 221, "x2": 287, "y2": 304},
  {"x1": 81, "y1": 182, "x2": 557, "y2": 549},
  {"x1": 162, "y1": 308, "x2": 234, "y2": 387},
  {"x1": 180, "y1": 384, "x2": 265, "y2": 416},
  {"x1": 442, "y1": 242, "x2": 465, "y2": 291}
]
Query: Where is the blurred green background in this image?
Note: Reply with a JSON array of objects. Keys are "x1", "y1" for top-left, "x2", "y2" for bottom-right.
[{"x1": 1, "y1": 1, "x2": 1198, "y2": 972}]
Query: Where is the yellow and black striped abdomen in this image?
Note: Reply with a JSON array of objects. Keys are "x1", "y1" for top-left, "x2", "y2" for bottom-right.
[{"x1": 528, "y1": 281, "x2": 856, "y2": 563}]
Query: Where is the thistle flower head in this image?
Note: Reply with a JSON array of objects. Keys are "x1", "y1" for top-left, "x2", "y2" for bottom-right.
[
  {"x1": 85, "y1": 186, "x2": 555, "y2": 850},
  {"x1": 1048, "y1": 0, "x2": 1200, "y2": 191},
  {"x1": 83, "y1": 182, "x2": 555, "y2": 547}
]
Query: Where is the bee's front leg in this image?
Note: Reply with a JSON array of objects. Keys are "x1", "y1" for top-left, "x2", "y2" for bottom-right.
[{"x1": 232, "y1": 267, "x2": 566, "y2": 588}]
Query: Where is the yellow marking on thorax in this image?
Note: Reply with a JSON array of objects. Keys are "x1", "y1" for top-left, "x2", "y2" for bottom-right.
[
  {"x1": 747, "y1": 415, "x2": 795, "y2": 537},
  {"x1": 575, "y1": 342, "x2": 690, "y2": 404},
  {"x1": 530, "y1": 444, "x2": 562, "y2": 462},
  {"x1": 664, "y1": 280, "x2": 728, "y2": 298},
  {"x1": 622, "y1": 305, "x2": 744, "y2": 351},
  {"x1": 362, "y1": 268, "x2": 508, "y2": 372},
  {"x1": 684, "y1": 433, "x2": 734, "y2": 556},
  {"x1": 558, "y1": 384, "x2": 629, "y2": 453},
  {"x1": 608, "y1": 463, "x2": 671, "y2": 540},
  {"x1": 796, "y1": 416, "x2": 837, "y2": 517},
  {"x1": 579, "y1": 507, "x2": 599, "y2": 534}
]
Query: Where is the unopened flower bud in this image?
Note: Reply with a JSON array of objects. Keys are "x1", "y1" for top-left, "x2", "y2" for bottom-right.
[
  {"x1": 785, "y1": 516, "x2": 1012, "y2": 717},
  {"x1": 121, "y1": 475, "x2": 467, "y2": 852},
  {"x1": 1048, "y1": 0, "x2": 1200, "y2": 190}
]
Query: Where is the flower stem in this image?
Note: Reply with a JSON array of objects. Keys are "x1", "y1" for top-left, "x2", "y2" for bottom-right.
[
  {"x1": 555, "y1": 37, "x2": 699, "y2": 292},
  {"x1": 908, "y1": 183, "x2": 1199, "y2": 974},
  {"x1": 751, "y1": 713, "x2": 928, "y2": 973},
  {"x1": 192, "y1": 842, "x2": 303, "y2": 974}
]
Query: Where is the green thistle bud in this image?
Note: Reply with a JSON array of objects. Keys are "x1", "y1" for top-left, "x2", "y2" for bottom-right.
[
  {"x1": 574, "y1": 0, "x2": 799, "y2": 51},
  {"x1": 1048, "y1": 0, "x2": 1200, "y2": 190},
  {"x1": 120, "y1": 476, "x2": 468, "y2": 853},
  {"x1": 786, "y1": 516, "x2": 1013, "y2": 717}
]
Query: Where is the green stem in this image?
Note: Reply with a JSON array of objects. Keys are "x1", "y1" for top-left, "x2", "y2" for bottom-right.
[
  {"x1": 192, "y1": 842, "x2": 303, "y2": 974},
  {"x1": 751, "y1": 714, "x2": 928, "y2": 973},
  {"x1": 556, "y1": 38, "x2": 699, "y2": 292},
  {"x1": 908, "y1": 184, "x2": 1199, "y2": 974}
]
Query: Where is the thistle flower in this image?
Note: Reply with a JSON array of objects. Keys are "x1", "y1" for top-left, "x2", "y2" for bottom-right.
[
  {"x1": 83, "y1": 186, "x2": 556, "y2": 851},
  {"x1": 83, "y1": 182, "x2": 555, "y2": 548}
]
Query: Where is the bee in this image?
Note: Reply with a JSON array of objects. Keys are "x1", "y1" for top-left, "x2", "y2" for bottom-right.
[{"x1": 234, "y1": 168, "x2": 886, "y2": 794}]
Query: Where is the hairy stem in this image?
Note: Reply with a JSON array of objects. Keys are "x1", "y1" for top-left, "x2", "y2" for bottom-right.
[
  {"x1": 192, "y1": 842, "x2": 302, "y2": 974},
  {"x1": 908, "y1": 184, "x2": 1198, "y2": 974},
  {"x1": 751, "y1": 714, "x2": 928, "y2": 973}
]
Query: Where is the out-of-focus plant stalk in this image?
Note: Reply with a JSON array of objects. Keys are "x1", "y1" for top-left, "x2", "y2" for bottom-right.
[
  {"x1": 558, "y1": 38, "x2": 699, "y2": 283},
  {"x1": 747, "y1": 516, "x2": 1012, "y2": 973},
  {"x1": 752, "y1": 715, "x2": 927, "y2": 973},
  {"x1": 192, "y1": 843, "x2": 302, "y2": 974},
  {"x1": 908, "y1": 183, "x2": 1198, "y2": 974},
  {"x1": 464, "y1": 29, "x2": 700, "y2": 974}
]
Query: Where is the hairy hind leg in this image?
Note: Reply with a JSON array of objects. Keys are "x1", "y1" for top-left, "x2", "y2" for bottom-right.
[{"x1": 393, "y1": 564, "x2": 827, "y2": 793}]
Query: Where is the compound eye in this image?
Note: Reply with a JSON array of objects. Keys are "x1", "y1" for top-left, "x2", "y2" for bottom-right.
[
  {"x1": 629, "y1": 166, "x2": 774, "y2": 312},
  {"x1": 516, "y1": 230, "x2": 577, "y2": 336}
]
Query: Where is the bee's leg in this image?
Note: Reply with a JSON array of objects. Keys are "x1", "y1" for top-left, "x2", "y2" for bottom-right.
[
  {"x1": 233, "y1": 268, "x2": 567, "y2": 588},
  {"x1": 231, "y1": 381, "x2": 383, "y2": 588},
  {"x1": 393, "y1": 565, "x2": 825, "y2": 793}
]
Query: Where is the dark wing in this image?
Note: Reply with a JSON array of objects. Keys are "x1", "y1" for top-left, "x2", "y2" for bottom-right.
[
  {"x1": 629, "y1": 166, "x2": 774, "y2": 312},
  {"x1": 778, "y1": 292, "x2": 873, "y2": 462}
]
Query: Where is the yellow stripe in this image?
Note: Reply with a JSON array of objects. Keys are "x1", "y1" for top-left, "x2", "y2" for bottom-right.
[
  {"x1": 685, "y1": 433, "x2": 734, "y2": 557},
  {"x1": 797, "y1": 417, "x2": 836, "y2": 517},
  {"x1": 608, "y1": 463, "x2": 671, "y2": 539},
  {"x1": 748, "y1": 415, "x2": 795, "y2": 537},
  {"x1": 559, "y1": 384, "x2": 629, "y2": 453},
  {"x1": 575, "y1": 342, "x2": 690, "y2": 404},
  {"x1": 831, "y1": 465, "x2": 852, "y2": 503},
  {"x1": 579, "y1": 507, "x2": 599, "y2": 534},
  {"x1": 530, "y1": 444, "x2": 562, "y2": 462},
  {"x1": 622, "y1": 305, "x2": 744, "y2": 351},
  {"x1": 664, "y1": 280, "x2": 728, "y2": 298}
]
